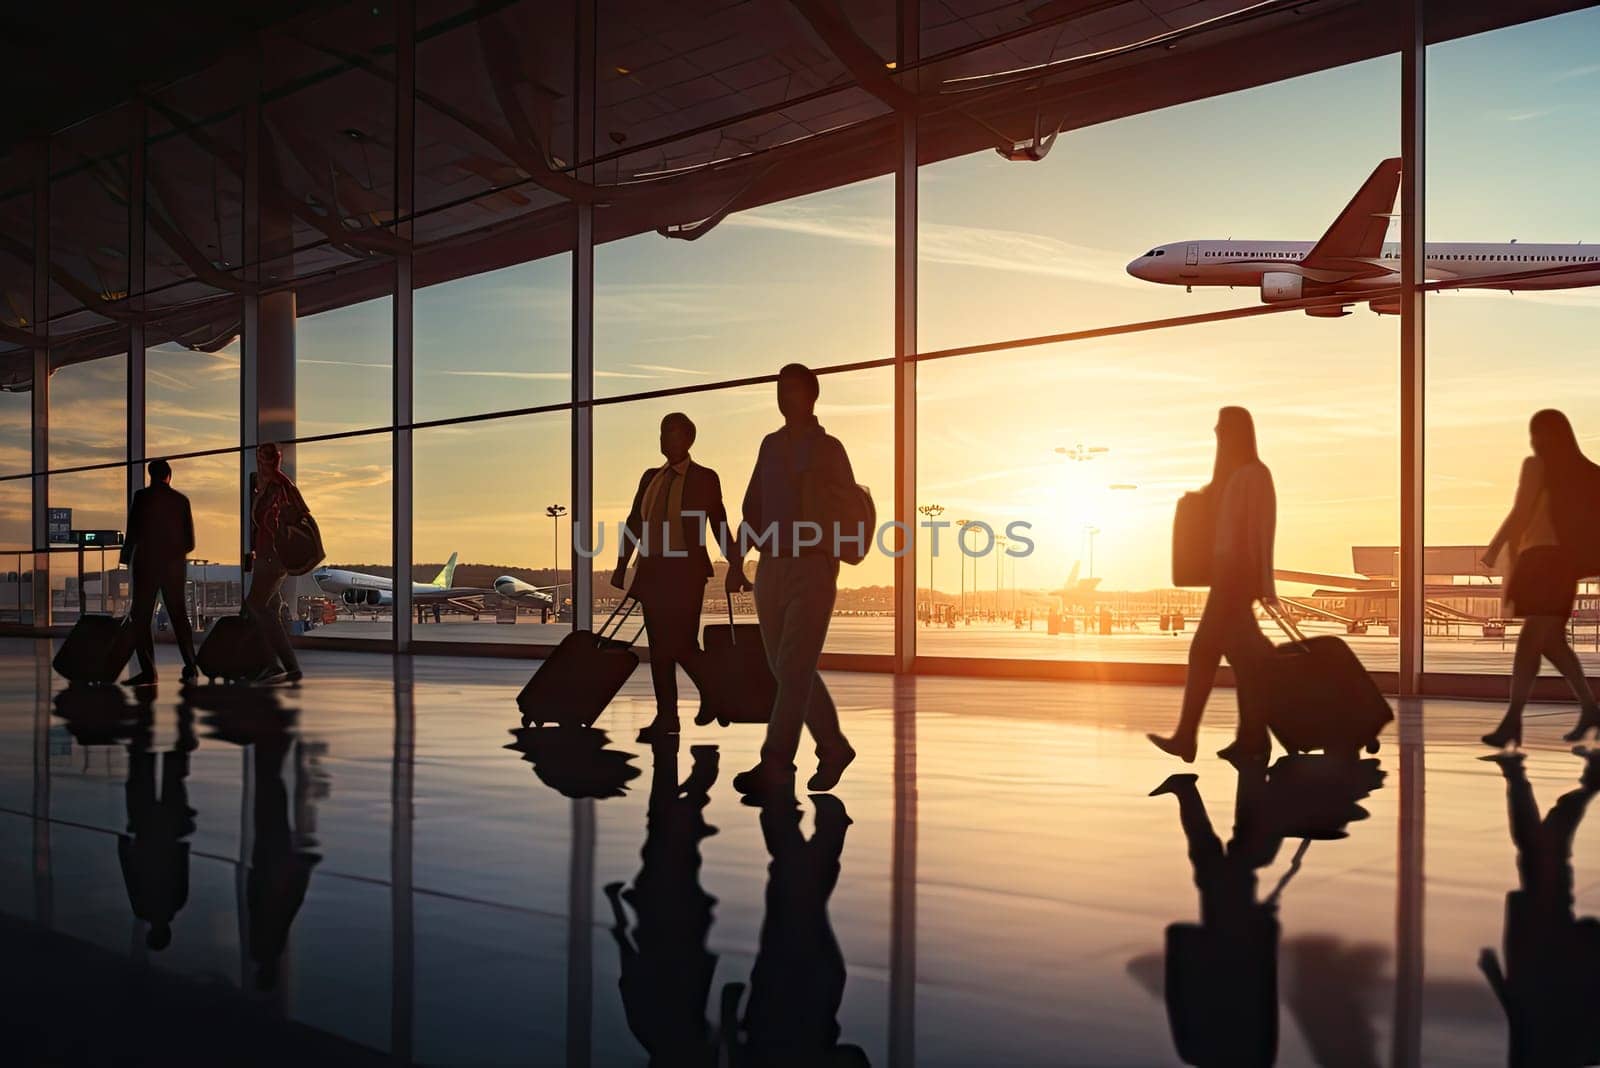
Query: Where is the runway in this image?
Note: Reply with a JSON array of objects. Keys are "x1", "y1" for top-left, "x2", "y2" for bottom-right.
[
  {"x1": 2, "y1": 639, "x2": 1596, "y2": 1064},
  {"x1": 304, "y1": 613, "x2": 1600, "y2": 677}
]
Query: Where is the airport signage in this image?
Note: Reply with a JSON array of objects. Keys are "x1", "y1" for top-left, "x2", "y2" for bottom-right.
[
  {"x1": 72, "y1": 529, "x2": 123, "y2": 547},
  {"x1": 47, "y1": 508, "x2": 71, "y2": 545}
]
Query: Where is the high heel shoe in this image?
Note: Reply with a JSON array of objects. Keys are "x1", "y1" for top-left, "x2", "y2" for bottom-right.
[
  {"x1": 1147, "y1": 732, "x2": 1197, "y2": 764},
  {"x1": 1563, "y1": 709, "x2": 1600, "y2": 744},
  {"x1": 1482, "y1": 715, "x2": 1523, "y2": 750}
]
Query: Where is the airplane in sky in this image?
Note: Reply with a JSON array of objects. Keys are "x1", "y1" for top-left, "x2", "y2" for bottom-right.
[
  {"x1": 1126, "y1": 157, "x2": 1600, "y2": 316},
  {"x1": 312, "y1": 553, "x2": 493, "y2": 612}
]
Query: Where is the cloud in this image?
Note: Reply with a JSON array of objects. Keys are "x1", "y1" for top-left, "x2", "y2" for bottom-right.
[
  {"x1": 724, "y1": 204, "x2": 1144, "y2": 289},
  {"x1": 1484, "y1": 108, "x2": 1548, "y2": 122},
  {"x1": 1554, "y1": 63, "x2": 1600, "y2": 80},
  {"x1": 439, "y1": 368, "x2": 653, "y2": 380},
  {"x1": 301, "y1": 358, "x2": 391, "y2": 370},
  {"x1": 629, "y1": 363, "x2": 708, "y2": 375}
]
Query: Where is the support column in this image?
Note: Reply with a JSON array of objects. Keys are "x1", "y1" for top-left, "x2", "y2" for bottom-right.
[
  {"x1": 566, "y1": 798, "x2": 594, "y2": 1068},
  {"x1": 392, "y1": 0, "x2": 415, "y2": 651},
  {"x1": 390, "y1": 656, "x2": 415, "y2": 1060},
  {"x1": 570, "y1": 0, "x2": 596, "y2": 633},
  {"x1": 241, "y1": 87, "x2": 261, "y2": 571},
  {"x1": 889, "y1": 674, "x2": 918, "y2": 1067},
  {"x1": 1398, "y1": 0, "x2": 1425, "y2": 695},
  {"x1": 1392, "y1": 698, "x2": 1424, "y2": 1068},
  {"x1": 892, "y1": 0, "x2": 918, "y2": 675},
  {"x1": 128, "y1": 100, "x2": 147, "y2": 507},
  {"x1": 32, "y1": 639, "x2": 52, "y2": 927},
  {"x1": 31, "y1": 143, "x2": 49, "y2": 626}
]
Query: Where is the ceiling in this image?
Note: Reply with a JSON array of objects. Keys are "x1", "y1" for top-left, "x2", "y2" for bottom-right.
[{"x1": 1, "y1": 0, "x2": 1594, "y2": 384}]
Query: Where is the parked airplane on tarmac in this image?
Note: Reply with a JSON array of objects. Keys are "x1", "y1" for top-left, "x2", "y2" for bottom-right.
[
  {"x1": 1126, "y1": 157, "x2": 1600, "y2": 316},
  {"x1": 313, "y1": 553, "x2": 491, "y2": 611},
  {"x1": 493, "y1": 575, "x2": 557, "y2": 611}
]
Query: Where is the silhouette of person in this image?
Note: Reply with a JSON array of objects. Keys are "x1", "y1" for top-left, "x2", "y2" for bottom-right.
[
  {"x1": 1151, "y1": 407, "x2": 1278, "y2": 764},
  {"x1": 247, "y1": 727, "x2": 321, "y2": 991},
  {"x1": 1149, "y1": 755, "x2": 1387, "y2": 1068},
  {"x1": 1151, "y1": 765, "x2": 1283, "y2": 1068},
  {"x1": 1480, "y1": 752, "x2": 1600, "y2": 1067},
  {"x1": 246, "y1": 443, "x2": 305, "y2": 685},
  {"x1": 604, "y1": 740, "x2": 721, "y2": 1066},
  {"x1": 720, "y1": 793, "x2": 868, "y2": 1067},
  {"x1": 729, "y1": 364, "x2": 859, "y2": 799},
  {"x1": 122, "y1": 457, "x2": 199, "y2": 686},
  {"x1": 1482, "y1": 410, "x2": 1600, "y2": 749},
  {"x1": 116, "y1": 695, "x2": 197, "y2": 951},
  {"x1": 613, "y1": 413, "x2": 738, "y2": 744}
]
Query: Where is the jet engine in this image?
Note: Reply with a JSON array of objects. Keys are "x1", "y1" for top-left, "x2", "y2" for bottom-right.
[
  {"x1": 1259, "y1": 271, "x2": 1304, "y2": 302},
  {"x1": 344, "y1": 589, "x2": 392, "y2": 607},
  {"x1": 1305, "y1": 305, "x2": 1351, "y2": 318},
  {"x1": 1367, "y1": 298, "x2": 1402, "y2": 316}
]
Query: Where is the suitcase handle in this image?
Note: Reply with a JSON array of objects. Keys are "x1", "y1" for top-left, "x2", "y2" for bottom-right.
[
  {"x1": 597, "y1": 595, "x2": 646, "y2": 648},
  {"x1": 723, "y1": 591, "x2": 756, "y2": 642},
  {"x1": 1262, "y1": 599, "x2": 1309, "y2": 649}
]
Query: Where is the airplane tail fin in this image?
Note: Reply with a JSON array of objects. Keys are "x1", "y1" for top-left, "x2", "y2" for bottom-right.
[
  {"x1": 1302, "y1": 157, "x2": 1401, "y2": 272},
  {"x1": 431, "y1": 552, "x2": 458, "y2": 588},
  {"x1": 1067, "y1": 561, "x2": 1081, "y2": 588}
]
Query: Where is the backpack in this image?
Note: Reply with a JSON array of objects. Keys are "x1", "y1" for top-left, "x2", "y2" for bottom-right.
[{"x1": 799, "y1": 437, "x2": 874, "y2": 565}]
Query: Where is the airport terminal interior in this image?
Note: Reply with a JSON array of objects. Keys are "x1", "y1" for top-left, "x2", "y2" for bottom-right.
[{"x1": 7, "y1": 0, "x2": 1600, "y2": 1064}]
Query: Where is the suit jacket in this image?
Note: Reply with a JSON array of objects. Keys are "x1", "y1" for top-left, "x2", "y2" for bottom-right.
[
  {"x1": 121, "y1": 483, "x2": 195, "y2": 573},
  {"x1": 622, "y1": 460, "x2": 733, "y2": 579}
]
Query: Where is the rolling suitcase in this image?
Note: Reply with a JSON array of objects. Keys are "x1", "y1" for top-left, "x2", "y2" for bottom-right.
[
  {"x1": 518, "y1": 596, "x2": 645, "y2": 728},
  {"x1": 197, "y1": 613, "x2": 277, "y2": 682},
  {"x1": 696, "y1": 593, "x2": 776, "y2": 726},
  {"x1": 1260, "y1": 603, "x2": 1392, "y2": 758},
  {"x1": 53, "y1": 613, "x2": 137, "y2": 684}
]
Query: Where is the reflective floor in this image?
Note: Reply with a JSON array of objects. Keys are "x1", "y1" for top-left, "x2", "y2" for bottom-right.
[{"x1": 3, "y1": 638, "x2": 1597, "y2": 1066}]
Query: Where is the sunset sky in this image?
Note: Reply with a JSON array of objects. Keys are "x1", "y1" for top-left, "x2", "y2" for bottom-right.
[{"x1": 15, "y1": 6, "x2": 1600, "y2": 598}]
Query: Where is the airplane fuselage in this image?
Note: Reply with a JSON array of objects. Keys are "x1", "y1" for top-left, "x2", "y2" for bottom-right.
[
  {"x1": 1128, "y1": 239, "x2": 1600, "y2": 303},
  {"x1": 311, "y1": 568, "x2": 482, "y2": 607}
]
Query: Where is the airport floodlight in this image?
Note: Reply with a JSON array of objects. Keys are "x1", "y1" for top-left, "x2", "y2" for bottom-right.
[
  {"x1": 547, "y1": 504, "x2": 567, "y2": 619},
  {"x1": 918, "y1": 505, "x2": 944, "y2": 617}
]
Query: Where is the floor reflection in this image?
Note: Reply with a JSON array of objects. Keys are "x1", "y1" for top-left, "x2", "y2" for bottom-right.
[
  {"x1": 1481, "y1": 752, "x2": 1600, "y2": 1068},
  {"x1": 1146, "y1": 755, "x2": 1387, "y2": 1067},
  {"x1": 10, "y1": 643, "x2": 1600, "y2": 1064}
]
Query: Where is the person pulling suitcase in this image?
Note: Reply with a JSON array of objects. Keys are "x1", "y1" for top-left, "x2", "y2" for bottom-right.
[
  {"x1": 611, "y1": 412, "x2": 742, "y2": 744},
  {"x1": 1151, "y1": 407, "x2": 1278, "y2": 764},
  {"x1": 122, "y1": 458, "x2": 200, "y2": 686}
]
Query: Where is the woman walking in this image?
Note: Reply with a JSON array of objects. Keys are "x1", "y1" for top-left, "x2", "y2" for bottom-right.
[
  {"x1": 1481, "y1": 410, "x2": 1600, "y2": 750},
  {"x1": 1150, "y1": 407, "x2": 1279, "y2": 763}
]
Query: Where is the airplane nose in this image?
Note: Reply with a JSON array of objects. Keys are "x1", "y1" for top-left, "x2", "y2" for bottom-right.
[{"x1": 1125, "y1": 258, "x2": 1147, "y2": 280}]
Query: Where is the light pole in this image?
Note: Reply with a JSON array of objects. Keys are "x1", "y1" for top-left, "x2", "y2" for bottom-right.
[
  {"x1": 955, "y1": 518, "x2": 971, "y2": 622},
  {"x1": 1055, "y1": 444, "x2": 1109, "y2": 463},
  {"x1": 1084, "y1": 526, "x2": 1101, "y2": 579},
  {"x1": 917, "y1": 504, "x2": 943, "y2": 625},
  {"x1": 547, "y1": 504, "x2": 567, "y2": 620},
  {"x1": 995, "y1": 534, "x2": 1008, "y2": 622}
]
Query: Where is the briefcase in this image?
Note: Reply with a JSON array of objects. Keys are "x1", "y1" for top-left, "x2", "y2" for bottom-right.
[
  {"x1": 1172, "y1": 489, "x2": 1214, "y2": 588},
  {"x1": 518, "y1": 597, "x2": 645, "y2": 728},
  {"x1": 1259, "y1": 603, "x2": 1392, "y2": 758},
  {"x1": 53, "y1": 613, "x2": 137, "y2": 684},
  {"x1": 697, "y1": 594, "x2": 776, "y2": 726}
]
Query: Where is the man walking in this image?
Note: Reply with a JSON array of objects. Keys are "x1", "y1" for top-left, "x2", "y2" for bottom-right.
[
  {"x1": 613, "y1": 412, "x2": 739, "y2": 743},
  {"x1": 728, "y1": 363, "x2": 858, "y2": 798},
  {"x1": 122, "y1": 458, "x2": 199, "y2": 686}
]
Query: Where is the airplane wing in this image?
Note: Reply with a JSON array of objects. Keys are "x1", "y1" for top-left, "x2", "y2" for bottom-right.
[
  {"x1": 1300, "y1": 157, "x2": 1401, "y2": 277},
  {"x1": 413, "y1": 586, "x2": 492, "y2": 604}
]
